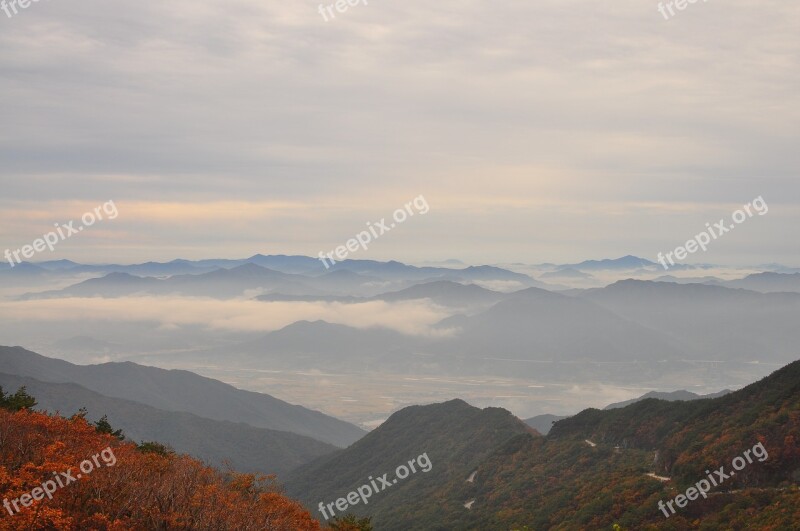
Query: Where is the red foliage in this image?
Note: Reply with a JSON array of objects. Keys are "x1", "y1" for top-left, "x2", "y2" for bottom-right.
[{"x1": 0, "y1": 409, "x2": 322, "y2": 530}]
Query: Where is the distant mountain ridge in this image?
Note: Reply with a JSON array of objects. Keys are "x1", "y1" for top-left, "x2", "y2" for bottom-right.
[
  {"x1": 439, "y1": 286, "x2": 685, "y2": 362},
  {"x1": 525, "y1": 388, "x2": 732, "y2": 433},
  {"x1": 581, "y1": 279, "x2": 800, "y2": 363},
  {"x1": 19, "y1": 260, "x2": 546, "y2": 300},
  {"x1": 523, "y1": 413, "x2": 569, "y2": 435},
  {"x1": 725, "y1": 271, "x2": 800, "y2": 293},
  {"x1": 0, "y1": 346, "x2": 365, "y2": 447},
  {"x1": 191, "y1": 279, "x2": 800, "y2": 381},
  {"x1": 603, "y1": 388, "x2": 731, "y2": 409},
  {"x1": 371, "y1": 280, "x2": 506, "y2": 308},
  {"x1": 561, "y1": 255, "x2": 657, "y2": 271},
  {"x1": 540, "y1": 268, "x2": 594, "y2": 279},
  {"x1": 0, "y1": 372, "x2": 337, "y2": 476}
]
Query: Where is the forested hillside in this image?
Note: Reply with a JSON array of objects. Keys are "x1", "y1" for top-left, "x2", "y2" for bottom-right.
[
  {"x1": 0, "y1": 402, "x2": 321, "y2": 530},
  {"x1": 287, "y1": 361, "x2": 800, "y2": 530}
]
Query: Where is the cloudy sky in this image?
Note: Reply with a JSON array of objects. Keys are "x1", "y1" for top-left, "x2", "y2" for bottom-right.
[{"x1": 1, "y1": 0, "x2": 798, "y2": 266}]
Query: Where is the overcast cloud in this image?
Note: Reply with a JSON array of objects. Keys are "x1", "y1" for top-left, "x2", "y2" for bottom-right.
[{"x1": 1, "y1": 0, "x2": 798, "y2": 265}]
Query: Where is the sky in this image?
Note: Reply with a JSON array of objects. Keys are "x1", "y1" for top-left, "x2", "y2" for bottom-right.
[{"x1": 1, "y1": 0, "x2": 798, "y2": 266}]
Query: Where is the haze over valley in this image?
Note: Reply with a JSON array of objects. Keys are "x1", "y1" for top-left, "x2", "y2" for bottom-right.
[{"x1": 1, "y1": 254, "x2": 794, "y2": 428}]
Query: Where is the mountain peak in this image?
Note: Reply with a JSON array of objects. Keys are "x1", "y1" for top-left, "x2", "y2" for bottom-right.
[{"x1": 565, "y1": 255, "x2": 656, "y2": 271}]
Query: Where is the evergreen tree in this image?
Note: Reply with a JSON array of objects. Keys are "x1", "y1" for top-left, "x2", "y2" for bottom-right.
[
  {"x1": 0, "y1": 386, "x2": 37, "y2": 411},
  {"x1": 137, "y1": 441, "x2": 173, "y2": 457},
  {"x1": 94, "y1": 414, "x2": 125, "y2": 440}
]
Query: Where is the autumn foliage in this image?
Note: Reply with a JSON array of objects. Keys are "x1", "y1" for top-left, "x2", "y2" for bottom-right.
[{"x1": 0, "y1": 407, "x2": 322, "y2": 530}]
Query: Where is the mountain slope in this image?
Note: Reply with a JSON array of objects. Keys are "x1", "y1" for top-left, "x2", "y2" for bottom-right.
[
  {"x1": 524, "y1": 389, "x2": 731, "y2": 434},
  {"x1": 443, "y1": 287, "x2": 686, "y2": 362},
  {"x1": 0, "y1": 346, "x2": 365, "y2": 447},
  {"x1": 20, "y1": 272, "x2": 161, "y2": 299},
  {"x1": 0, "y1": 407, "x2": 321, "y2": 529},
  {"x1": 327, "y1": 259, "x2": 544, "y2": 286},
  {"x1": 582, "y1": 279, "x2": 800, "y2": 363},
  {"x1": 0, "y1": 372, "x2": 337, "y2": 476},
  {"x1": 562, "y1": 255, "x2": 657, "y2": 271},
  {"x1": 726, "y1": 271, "x2": 800, "y2": 293},
  {"x1": 549, "y1": 358, "x2": 800, "y2": 465},
  {"x1": 225, "y1": 320, "x2": 425, "y2": 372},
  {"x1": 284, "y1": 399, "x2": 532, "y2": 530},
  {"x1": 279, "y1": 360, "x2": 800, "y2": 529},
  {"x1": 463, "y1": 360, "x2": 800, "y2": 529},
  {"x1": 603, "y1": 388, "x2": 731, "y2": 410},
  {"x1": 21, "y1": 263, "x2": 324, "y2": 299},
  {"x1": 372, "y1": 280, "x2": 506, "y2": 308}
]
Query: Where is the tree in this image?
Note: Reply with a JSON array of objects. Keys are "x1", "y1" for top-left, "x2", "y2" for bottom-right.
[
  {"x1": 0, "y1": 408, "x2": 322, "y2": 529},
  {"x1": 329, "y1": 514, "x2": 374, "y2": 530},
  {"x1": 137, "y1": 441, "x2": 173, "y2": 457},
  {"x1": 0, "y1": 385, "x2": 37, "y2": 411},
  {"x1": 94, "y1": 414, "x2": 125, "y2": 440}
]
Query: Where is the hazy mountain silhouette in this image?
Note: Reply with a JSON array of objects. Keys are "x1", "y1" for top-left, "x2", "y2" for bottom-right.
[
  {"x1": 540, "y1": 268, "x2": 594, "y2": 280},
  {"x1": 19, "y1": 259, "x2": 545, "y2": 299},
  {"x1": 726, "y1": 271, "x2": 800, "y2": 293},
  {"x1": 654, "y1": 275, "x2": 724, "y2": 285},
  {"x1": 372, "y1": 280, "x2": 506, "y2": 308},
  {"x1": 231, "y1": 321, "x2": 423, "y2": 371},
  {"x1": 523, "y1": 413, "x2": 569, "y2": 435},
  {"x1": 582, "y1": 279, "x2": 800, "y2": 362},
  {"x1": 441, "y1": 287, "x2": 685, "y2": 362},
  {"x1": 603, "y1": 388, "x2": 731, "y2": 410},
  {"x1": 0, "y1": 372, "x2": 337, "y2": 476},
  {"x1": 560, "y1": 255, "x2": 657, "y2": 271},
  {"x1": 0, "y1": 346, "x2": 364, "y2": 447}
]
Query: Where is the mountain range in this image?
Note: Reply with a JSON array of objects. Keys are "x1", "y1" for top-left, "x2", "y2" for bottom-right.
[
  {"x1": 282, "y1": 359, "x2": 800, "y2": 529},
  {"x1": 2, "y1": 341, "x2": 798, "y2": 528},
  {"x1": 0, "y1": 346, "x2": 364, "y2": 448},
  {"x1": 181, "y1": 279, "x2": 800, "y2": 385},
  {"x1": 0, "y1": 372, "x2": 337, "y2": 476},
  {"x1": 525, "y1": 388, "x2": 733, "y2": 435},
  {"x1": 14, "y1": 259, "x2": 548, "y2": 300}
]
